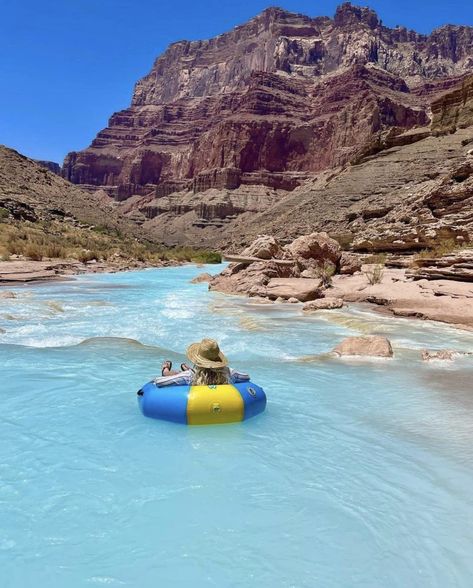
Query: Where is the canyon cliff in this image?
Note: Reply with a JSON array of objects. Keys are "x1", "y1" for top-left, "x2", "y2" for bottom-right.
[{"x1": 62, "y1": 3, "x2": 473, "y2": 250}]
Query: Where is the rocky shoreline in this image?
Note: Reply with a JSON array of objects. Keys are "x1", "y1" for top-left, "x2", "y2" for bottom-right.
[
  {"x1": 3, "y1": 236, "x2": 472, "y2": 333},
  {"x1": 0, "y1": 257, "x2": 179, "y2": 285},
  {"x1": 205, "y1": 233, "x2": 473, "y2": 331}
]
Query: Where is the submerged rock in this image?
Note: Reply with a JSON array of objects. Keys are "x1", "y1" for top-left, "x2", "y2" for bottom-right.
[
  {"x1": 421, "y1": 349, "x2": 472, "y2": 361},
  {"x1": 191, "y1": 272, "x2": 213, "y2": 284},
  {"x1": 302, "y1": 297, "x2": 344, "y2": 312},
  {"x1": 0, "y1": 291, "x2": 17, "y2": 299},
  {"x1": 333, "y1": 336, "x2": 394, "y2": 358}
]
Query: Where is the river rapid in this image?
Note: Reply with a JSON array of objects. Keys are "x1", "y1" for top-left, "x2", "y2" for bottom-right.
[{"x1": 1, "y1": 265, "x2": 473, "y2": 587}]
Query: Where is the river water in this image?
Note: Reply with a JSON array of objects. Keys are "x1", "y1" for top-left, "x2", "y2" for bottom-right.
[{"x1": 1, "y1": 265, "x2": 473, "y2": 587}]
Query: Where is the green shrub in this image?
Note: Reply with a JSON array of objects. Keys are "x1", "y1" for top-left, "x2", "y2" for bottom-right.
[
  {"x1": 191, "y1": 250, "x2": 222, "y2": 264},
  {"x1": 0, "y1": 207, "x2": 9, "y2": 221}
]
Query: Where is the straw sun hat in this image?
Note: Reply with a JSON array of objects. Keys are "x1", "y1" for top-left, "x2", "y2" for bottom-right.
[{"x1": 186, "y1": 338, "x2": 228, "y2": 369}]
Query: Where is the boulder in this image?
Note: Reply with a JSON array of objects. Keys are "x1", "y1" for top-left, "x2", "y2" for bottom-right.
[
  {"x1": 332, "y1": 336, "x2": 394, "y2": 357},
  {"x1": 241, "y1": 235, "x2": 283, "y2": 260},
  {"x1": 263, "y1": 278, "x2": 323, "y2": 302},
  {"x1": 191, "y1": 272, "x2": 213, "y2": 284},
  {"x1": 339, "y1": 252, "x2": 362, "y2": 275},
  {"x1": 286, "y1": 232, "x2": 341, "y2": 268},
  {"x1": 421, "y1": 349, "x2": 472, "y2": 361},
  {"x1": 303, "y1": 297, "x2": 344, "y2": 312}
]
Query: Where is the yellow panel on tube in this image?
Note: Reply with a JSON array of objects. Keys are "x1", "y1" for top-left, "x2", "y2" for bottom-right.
[{"x1": 187, "y1": 385, "x2": 244, "y2": 425}]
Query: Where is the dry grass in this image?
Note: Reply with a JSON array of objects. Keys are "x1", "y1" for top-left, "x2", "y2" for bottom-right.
[
  {"x1": 363, "y1": 253, "x2": 386, "y2": 285},
  {"x1": 364, "y1": 253, "x2": 387, "y2": 265},
  {"x1": 0, "y1": 220, "x2": 222, "y2": 265},
  {"x1": 412, "y1": 238, "x2": 469, "y2": 266},
  {"x1": 364, "y1": 264, "x2": 384, "y2": 285}
]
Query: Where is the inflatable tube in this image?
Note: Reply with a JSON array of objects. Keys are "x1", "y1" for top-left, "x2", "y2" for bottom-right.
[{"x1": 137, "y1": 380, "x2": 266, "y2": 425}]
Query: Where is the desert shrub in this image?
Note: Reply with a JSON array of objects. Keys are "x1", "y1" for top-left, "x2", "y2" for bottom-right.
[
  {"x1": 191, "y1": 250, "x2": 222, "y2": 264},
  {"x1": 412, "y1": 237, "x2": 469, "y2": 266},
  {"x1": 76, "y1": 250, "x2": 98, "y2": 264},
  {"x1": 24, "y1": 243, "x2": 43, "y2": 261},
  {"x1": 0, "y1": 207, "x2": 9, "y2": 221},
  {"x1": 431, "y1": 238, "x2": 463, "y2": 257},
  {"x1": 0, "y1": 252, "x2": 11, "y2": 261},
  {"x1": 364, "y1": 264, "x2": 384, "y2": 285},
  {"x1": 44, "y1": 244, "x2": 67, "y2": 259},
  {"x1": 6, "y1": 239, "x2": 25, "y2": 255},
  {"x1": 316, "y1": 261, "x2": 336, "y2": 288}
]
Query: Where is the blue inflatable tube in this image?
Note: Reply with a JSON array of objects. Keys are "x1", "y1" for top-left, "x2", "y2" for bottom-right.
[{"x1": 137, "y1": 380, "x2": 266, "y2": 425}]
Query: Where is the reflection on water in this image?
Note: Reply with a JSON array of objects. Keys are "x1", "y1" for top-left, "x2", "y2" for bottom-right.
[{"x1": 1, "y1": 265, "x2": 473, "y2": 588}]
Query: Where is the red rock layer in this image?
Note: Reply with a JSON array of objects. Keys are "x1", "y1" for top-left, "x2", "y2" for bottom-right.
[{"x1": 63, "y1": 3, "x2": 473, "y2": 200}]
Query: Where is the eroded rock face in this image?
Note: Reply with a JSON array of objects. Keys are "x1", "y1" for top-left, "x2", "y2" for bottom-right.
[
  {"x1": 209, "y1": 232, "x2": 340, "y2": 297},
  {"x1": 63, "y1": 4, "x2": 473, "y2": 214},
  {"x1": 332, "y1": 336, "x2": 394, "y2": 357},
  {"x1": 209, "y1": 260, "x2": 293, "y2": 296}
]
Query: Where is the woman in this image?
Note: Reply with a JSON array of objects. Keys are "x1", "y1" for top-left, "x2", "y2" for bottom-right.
[{"x1": 156, "y1": 338, "x2": 249, "y2": 387}]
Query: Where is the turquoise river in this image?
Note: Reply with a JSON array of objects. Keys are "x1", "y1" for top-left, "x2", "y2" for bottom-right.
[{"x1": 1, "y1": 264, "x2": 473, "y2": 587}]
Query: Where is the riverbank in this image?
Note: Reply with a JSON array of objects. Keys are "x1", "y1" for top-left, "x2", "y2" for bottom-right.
[
  {"x1": 3, "y1": 251, "x2": 471, "y2": 333},
  {"x1": 0, "y1": 258, "x2": 178, "y2": 285},
  {"x1": 207, "y1": 234, "x2": 473, "y2": 332}
]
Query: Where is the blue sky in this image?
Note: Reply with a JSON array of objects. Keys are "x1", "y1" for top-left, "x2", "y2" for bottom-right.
[{"x1": 1, "y1": 0, "x2": 472, "y2": 163}]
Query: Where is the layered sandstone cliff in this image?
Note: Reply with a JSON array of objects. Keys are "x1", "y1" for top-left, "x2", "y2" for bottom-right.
[{"x1": 63, "y1": 3, "x2": 473, "y2": 206}]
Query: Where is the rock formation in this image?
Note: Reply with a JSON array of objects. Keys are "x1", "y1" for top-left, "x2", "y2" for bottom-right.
[
  {"x1": 209, "y1": 232, "x2": 342, "y2": 301},
  {"x1": 62, "y1": 3, "x2": 473, "y2": 242},
  {"x1": 332, "y1": 336, "x2": 394, "y2": 358}
]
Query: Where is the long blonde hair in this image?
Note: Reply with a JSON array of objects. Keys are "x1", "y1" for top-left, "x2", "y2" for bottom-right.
[{"x1": 192, "y1": 367, "x2": 229, "y2": 386}]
